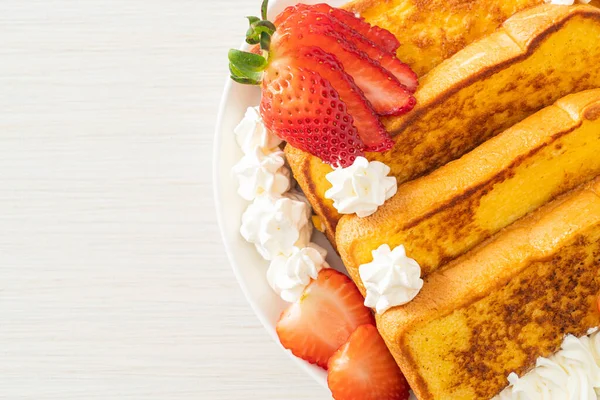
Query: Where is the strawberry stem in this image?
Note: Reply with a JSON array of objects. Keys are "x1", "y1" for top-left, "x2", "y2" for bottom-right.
[
  {"x1": 261, "y1": 0, "x2": 269, "y2": 21},
  {"x1": 228, "y1": 0, "x2": 274, "y2": 85}
]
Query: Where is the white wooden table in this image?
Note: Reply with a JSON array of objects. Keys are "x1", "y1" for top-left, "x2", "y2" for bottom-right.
[{"x1": 0, "y1": 0, "x2": 330, "y2": 398}]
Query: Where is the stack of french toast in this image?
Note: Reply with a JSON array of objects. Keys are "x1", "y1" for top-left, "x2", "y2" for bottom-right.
[{"x1": 286, "y1": 1, "x2": 600, "y2": 398}]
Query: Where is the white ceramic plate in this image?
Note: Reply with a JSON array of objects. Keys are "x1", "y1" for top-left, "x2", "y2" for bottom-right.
[{"x1": 213, "y1": 0, "x2": 348, "y2": 389}]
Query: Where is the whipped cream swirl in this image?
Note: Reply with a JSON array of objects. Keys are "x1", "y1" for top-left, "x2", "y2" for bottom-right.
[
  {"x1": 495, "y1": 330, "x2": 600, "y2": 399},
  {"x1": 235, "y1": 106, "x2": 282, "y2": 154},
  {"x1": 240, "y1": 194, "x2": 313, "y2": 261},
  {"x1": 359, "y1": 244, "x2": 423, "y2": 314},
  {"x1": 325, "y1": 156, "x2": 397, "y2": 218},
  {"x1": 267, "y1": 243, "x2": 329, "y2": 302},
  {"x1": 232, "y1": 147, "x2": 291, "y2": 200}
]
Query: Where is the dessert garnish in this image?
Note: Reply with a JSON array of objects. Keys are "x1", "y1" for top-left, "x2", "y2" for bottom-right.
[
  {"x1": 234, "y1": 106, "x2": 282, "y2": 154},
  {"x1": 228, "y1": 0, "x2": 417, "y2": 167},
  {"x1": 276, "y1": 269, "x2": 375, "y2": 368},
  {"x1": 267, "y1": 243, "x2": 329, "y2": 302},
  {"x1": 359, "y1": 244, "x2": 423, "y2": 313},
  {"x1": 240, "y1": 194, "x2": 312, "y2": 260},
  {"x1": 325, "y1": 156, "x2": 397, "y2": 218},
  {"x1": 232, "y1": 147, "x2": 290, "y2": 200},
  {"x1": 327, "y1": 324, "x2": 410, "y2": 400}
]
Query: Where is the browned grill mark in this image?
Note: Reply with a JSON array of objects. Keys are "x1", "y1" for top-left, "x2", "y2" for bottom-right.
[{"x1": 445, "y1": 235, "x2": 600, "y2": 398}]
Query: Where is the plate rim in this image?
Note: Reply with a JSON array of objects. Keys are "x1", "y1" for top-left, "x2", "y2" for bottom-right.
[{"x1": 212, "y1": 73, "x2": 329, "y2": 388}]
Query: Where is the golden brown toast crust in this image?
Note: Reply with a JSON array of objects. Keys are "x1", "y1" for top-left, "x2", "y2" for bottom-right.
[
  {"x1": 285, "y1": 146, "x2": 338, "y2": 246},
  {"x1": 288, "y1": 4, "x2": 600, "y2": 246},
  {"x1": 336, "y1": 89, "x2": 600, "y2": 288},
  {"x1": 342, "y1": 0, "x2": 545, "y2": 76},
  {"x1": 377, "y1": 177, "x2": 600, "y2": 399}
]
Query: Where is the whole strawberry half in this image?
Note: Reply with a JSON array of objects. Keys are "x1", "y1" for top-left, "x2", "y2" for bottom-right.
[
  {"x1": 276, "y1": 269, "x2": 375, "y2": 369},
  {"x1": 227, "y1": 0, "x2": 417, "y2": 167},
  {"x1": 328, "y1": 324, "x2": 411, "y2": 400}
]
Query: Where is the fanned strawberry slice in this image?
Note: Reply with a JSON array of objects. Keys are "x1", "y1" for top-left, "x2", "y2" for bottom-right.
[
  {"x1": 260, "y1": 59, "x2": 365, "y2": 167},
  {"x1": 341, "y1": 31, "x2": 418, "y2": 93},
  {"x1": 277, "y1": 8, "x2": 417, "y2": 94},
  {"x1": 328, "y1": 325, "x2": 411, "y2": 400},
  {"x1": 295, "y1": 47, "x2": 393, "y2": 152},
  {"x1": 274, "y1": 12, "x2": 415, "y2": 116},
  {"x1": 274, "y1": 3, "x2": 400, "y2": 53},
  {"x1": 276, "y1": 269, "x2": 375, "y2": 369},
  {"x1": 314, "y1": 5, "x2": 401, "y2": 54}
]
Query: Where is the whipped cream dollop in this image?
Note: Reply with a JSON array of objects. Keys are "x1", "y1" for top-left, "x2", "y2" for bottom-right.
[
  {"x1": 359, "y1": 244, "x2": 423, "y2": 314},
  {"x1": 495, "y1": 330, "x2": 600, "y2": 400},
  {"x1": 267, "y1": 243, "x2": 329, "y2": 302},
  {"x1": 235, "y1": 106, "x2": 282, "y2": 154},
  {"x1": 232, "y1": 147, "x2": 291, "y2": 200},
  {"x1": 325, "y1": 157, "x2": 398, "y2": 218},
  {"x1": 545, "y1": 0, "x2": 591, "y2": 4},
  {"x1": 240, "y1": 194, "x2": 313, "y2": 260}
]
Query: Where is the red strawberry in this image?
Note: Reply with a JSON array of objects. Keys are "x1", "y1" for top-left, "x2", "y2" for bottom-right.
[
  {"x1": 315, "y1": 5, "x2": 401, "y2": 54},
  {"x1": 278, "y1": 8, "x2": 417, "y2": 95},
  {"x1": 261, "y1": 58, "x2": 365, "y2": 167},
  {"x1": 342, "y1": 32, "x2": 418, "y2": 93},
  {"x1": 274, "y1": 11, "x2": 415, "y2": 116},
  {"x1": 228, "y1": 0, "x2": 418, "y2": 165},
  {"x1": 276, "y1": 269, "x2": 375, "y2": 369},
  {"x1": 278, "y1": 4, "x2": 418, "y2": 93},
  {"x1": 274, "y1": 3, "x2": 400, "y2": 53},
  {"x1": 296, "y1": 47, "x2": 393, "y2": 152},
  {"x1": 328, "y1": 325, "x2": 410, "y2": 400}
]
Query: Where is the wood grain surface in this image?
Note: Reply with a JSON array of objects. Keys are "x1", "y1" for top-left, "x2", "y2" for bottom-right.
[{"x1": 0, "y1": 0, "x2": 330, "y2": 398}]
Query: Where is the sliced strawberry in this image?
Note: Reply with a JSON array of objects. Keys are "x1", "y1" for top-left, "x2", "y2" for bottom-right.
[
  {"x1": 345, "y1": 33, "x2": 418, "y2": 93},
  {"x1": 277, "y1": 9, "x2": 417, "y2": 94},
  {"x1": 273, "y1": 12, "x2": 415, "y2": 116},
  {"x1": 261, "y1": 59, "x2": 365, "y2": 167},
  {"x1": 276, "y1": 269, "x2": 375, "y2": 369},
  {"x1": 273, "y1": 4, "x2": 301, "y2": 26},
  {"x1": 274, "y1": 3, "x2": 400, "y2": 53},
  {"x1": 314, "y1": 5, "x2": 401, "y2": 54},
  {"x1": 328, "y1": 325, "x2": 410, "y2": 400},
  {"x1": 295, "y1": 47, "x2": 393, "y2": 152}
]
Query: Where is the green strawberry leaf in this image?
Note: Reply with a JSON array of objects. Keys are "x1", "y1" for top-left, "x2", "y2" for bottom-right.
[
  {"x1": 260, "y1": 31, "x2": 271, "y2": 52},
  {"x1": 255, "y1": 20, "x2": 276, "y2": 35},
  {"x1": 229, "y1": 62, "x2": 262, "y2": 82},
  {"x1": 246, "y1": 16, "x2": 261, "y2": 25},
  {"x1": 246, "y1": 19, "x2": 276, "y2": 45},
  {"x1": 230, "y1": 75, "x2": 261, "y2": 85},
  {"x1": 228, "y1": 0, "x2": 272, "y2": 85},
  {"x1": 228, "y1": 49, "x2": 267, "y2": 71},
  {"x1": 245, "y1": 33, "x2": 260, "y2": 45}
]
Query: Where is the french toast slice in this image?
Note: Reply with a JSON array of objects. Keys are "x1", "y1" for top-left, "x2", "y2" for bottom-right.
[
  {"x1": 286, "y1": 4, "x2": 600, "y2": 245},
  {"x1": 376, "y1": 177, "x2": 600, "y2": 399},
  {"x1": 336, "y1": 89, "x2": 600, "y2": 283},
  {"x1": 343, "y1": 0, "x2": 545, "y2": 76}
]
